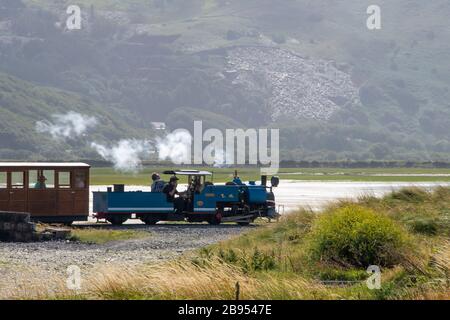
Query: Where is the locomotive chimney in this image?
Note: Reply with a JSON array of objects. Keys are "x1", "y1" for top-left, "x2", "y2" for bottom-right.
[{"x1": 261, "y1": 175, "x2": 267, "y2": 186}]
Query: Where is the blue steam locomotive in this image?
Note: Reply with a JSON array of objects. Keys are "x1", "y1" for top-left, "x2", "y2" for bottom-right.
[{"x1": 93, "y1": 170, "x2": 280, "y2": 225}]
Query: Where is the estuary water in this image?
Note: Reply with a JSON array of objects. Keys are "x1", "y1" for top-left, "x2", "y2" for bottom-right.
[{"x1": 88, "y1": 181, "x2": 450, "y2": 217}]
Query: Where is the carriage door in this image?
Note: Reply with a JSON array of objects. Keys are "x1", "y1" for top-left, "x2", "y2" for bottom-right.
[
  {"x1": 57, "y1": 171, "x2": 74, "y2": 216},
  {"x1": 28, "y1": 170, "x2": 57, "y2": 216},
  {"x1": 73, "y1": 170, "x2": 89, "y2": 215},
  {"x1": 9, "y1": 171, "x2": 26, "y2": 212},
  {"x1": 0, "y1": 171, "x2": 8, "y2": 211}
]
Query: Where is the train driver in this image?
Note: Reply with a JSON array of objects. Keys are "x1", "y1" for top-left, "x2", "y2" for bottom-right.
[
  {"x1": 163, "y1": 176, "x2": 185, "y2": 213},
  {"x1": 193, "y1": 176, "x2": 203, "y2": 194}
]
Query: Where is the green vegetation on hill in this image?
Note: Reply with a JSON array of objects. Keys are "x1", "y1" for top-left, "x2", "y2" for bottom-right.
[
  {"x1": 167, "y1": 107, "x2": 245, "y2": 132},
  {"x1": 1, "y1": 0, "x2": 449, "y2": 161},
  {"x1": 0, "y1": 72, "x2": 153, "y2": 160}
]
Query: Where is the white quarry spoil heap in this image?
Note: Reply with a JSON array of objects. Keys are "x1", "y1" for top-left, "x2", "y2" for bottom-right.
[{"x1": 227, "y1": 47, "x2": 360, "y2": 121}]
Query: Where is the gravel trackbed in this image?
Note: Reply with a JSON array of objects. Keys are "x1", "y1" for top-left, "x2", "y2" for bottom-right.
[{"x1": 0, "y1": 223, "x2": 252, "y2": 295}]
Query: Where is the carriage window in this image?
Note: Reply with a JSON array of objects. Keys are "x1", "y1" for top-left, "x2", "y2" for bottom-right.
[
  {"x1": 0, "y1": 172, "x2": 6, "y2": 188},
  {"x1": 43, "y1": 170, "x2": 55, "y2": 188},
  {"x1": 11, "y1": 172, "x2": 24, "y2": 189},
  {"x1": 28, "y1": 170, "x2": 38, "y2": 188},
  {"x1": 58, "y1": 172, "x2": 72, "y2": 189},
  {"x1": 75, "y1": 171, "x2": 87, "y2": 189},
  {"x1": 29, "y1": 170, "x2": 55, "y2": 189}
]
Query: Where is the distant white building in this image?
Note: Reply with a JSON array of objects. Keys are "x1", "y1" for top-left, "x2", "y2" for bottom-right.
[{"x1": 151, "y1": 122, "x2": 166, "y2": 130}]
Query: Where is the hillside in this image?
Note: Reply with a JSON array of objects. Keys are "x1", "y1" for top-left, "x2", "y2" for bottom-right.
[
  {"x1": 0, "y1": 0, "x2": 449, "y2": 161},
  {"x1": 0, "y1": 72, "x2": 153, "y2": 160}
]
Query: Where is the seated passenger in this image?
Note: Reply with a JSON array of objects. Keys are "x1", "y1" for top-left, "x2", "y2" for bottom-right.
[
  {"x1": 34, "y1": 175, "x2": 47, "y2": 189},
  {"x1": 163, "y1": 176, "x2": 185, "y2": 213},
  {"x1": 151, "y1": 173, "x2": 165, "y2": 192}
]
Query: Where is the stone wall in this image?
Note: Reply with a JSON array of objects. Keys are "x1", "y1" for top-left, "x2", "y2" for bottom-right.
[
  {"x1": 0, "y1": 211, "x2": 72, "y2": 242},
  {"x1": 0, "y1": 211, "x2": 36, "y2": 242}
]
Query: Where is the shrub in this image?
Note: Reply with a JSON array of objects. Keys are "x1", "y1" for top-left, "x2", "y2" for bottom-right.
[
  {"x1": 389, "y1": 188, "x2": 429, "y2": 203},
  {"x1": 250, "y1": 248, "x2": 276, "y2": 271},
  {"x1": 308, "y1": 205, "x2": 409, "y2": 267},
  {"x1": 216, "y1": 248, "x2": 277, "y2": 272},
  {"x1": 409, "y1": 218, "x2": 438, "y2": 235}
]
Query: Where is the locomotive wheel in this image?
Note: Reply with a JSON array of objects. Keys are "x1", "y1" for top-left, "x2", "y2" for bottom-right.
[
  {"x1": 107, "y1": 215, "x2": 128, "y2": 226},
  {"x1": 208, "y1": 211, "x2": 222, "y2": 225},
  {"x1": 141, "y1": 217, "x2": 159, "y2": 225}
]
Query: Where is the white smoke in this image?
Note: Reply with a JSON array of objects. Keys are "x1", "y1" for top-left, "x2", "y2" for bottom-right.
[
  {"x1": 212, "y1": 148, "x2": 234, "y2": 168},
  {"x1": 36, "y1": 111, "x2": 97, "y2": 139},
  {"x1": 213, "y1": 149, "x2": 226, "y2": 168},
  {"x1": 156, "y1": 130, "x2": 192, "y2": 165},
  {"x1": 91, "y1": 139, "x2": 152, "y2": 173}
]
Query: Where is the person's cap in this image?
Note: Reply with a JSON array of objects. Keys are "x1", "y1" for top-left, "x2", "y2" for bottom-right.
[{"x1": 170, "y1": 176, "x2": 179, "y2": 182}]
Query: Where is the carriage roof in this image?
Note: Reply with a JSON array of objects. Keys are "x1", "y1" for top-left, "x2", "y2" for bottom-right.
[
  {"x1": 0, "y1": 162, "x2": 90, "y2": 168},
  {"x1": 163, "y1": 170, "x2": 212, "y2": 176}
]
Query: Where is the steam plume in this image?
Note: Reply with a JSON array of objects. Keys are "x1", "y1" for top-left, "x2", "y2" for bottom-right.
[
  {"x1": 156, "y1": 130, "x2": 192, "y2": 165},
  {"x1": 36, "y1": 111, "x2": 97, "y2": 139},
  {"x1": 91, "y1": 139, "x2": 152, "y2": 173},
  {"x1": 213, "y1": 149, "x2": 226, "y2": 168}
]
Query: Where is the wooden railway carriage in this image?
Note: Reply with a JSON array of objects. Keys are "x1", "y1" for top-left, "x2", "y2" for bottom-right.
[{"x1": 0, "y1": 163, "x2": 90, "y2": 224}]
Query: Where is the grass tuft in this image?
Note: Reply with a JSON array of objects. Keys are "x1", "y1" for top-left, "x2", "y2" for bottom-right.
[
  {"x1": 389, "y1": 187, "x2": 430, "y2": 203},
  {"x1": 69, "y1": 228, "x2": 150, "y2": 244}
]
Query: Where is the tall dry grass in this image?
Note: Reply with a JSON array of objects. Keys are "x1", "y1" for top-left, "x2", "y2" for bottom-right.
[
  {"x1": 2, "y1": 251, "x2": 447, "y2": 300},
  {"x1": 1, "y1": 260, "x2": 337, "y2": 300},
  {"x1": 2, "y1": 187, "x2": 449, "y2": 300},
  {"x1": 87, "y1": 261, "x2": 255, "y2": 300}
]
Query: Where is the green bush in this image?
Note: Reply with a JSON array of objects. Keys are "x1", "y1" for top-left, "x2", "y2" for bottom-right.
[
  {"x1": 308, "y1": 205, "x2": 409, "y2": 267},
  {"x1": 389, "y1": 188, "x2": 429, "y2": 203},
  {"x1": 216, "y1": 248, "x2": 277, "y2": 272},
  {"x1": 409, "y1": 218, "x2": 438, "y2": 235}
]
